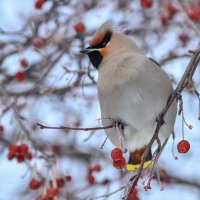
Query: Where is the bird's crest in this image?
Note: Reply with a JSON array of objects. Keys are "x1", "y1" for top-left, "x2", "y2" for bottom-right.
[{"x1": 90, "y1": 21, "x2": 113, "y2": 47}]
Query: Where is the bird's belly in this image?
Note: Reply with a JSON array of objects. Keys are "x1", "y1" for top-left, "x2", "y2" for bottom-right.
[{"x1": 98, "y1": 86, "x2": 176, "y2": 151}]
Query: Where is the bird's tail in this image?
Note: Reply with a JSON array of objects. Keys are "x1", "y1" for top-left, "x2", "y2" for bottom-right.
[{"x1": 126, "y1": 147, "x2": 153, "y2": 171}]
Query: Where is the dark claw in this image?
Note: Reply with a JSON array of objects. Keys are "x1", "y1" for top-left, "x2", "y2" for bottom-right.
[{"x1": 156, "y1": 112, "x2": 165, "y2": 125}]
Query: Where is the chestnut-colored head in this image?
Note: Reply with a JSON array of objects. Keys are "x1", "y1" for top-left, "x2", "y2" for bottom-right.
[{"x1": 80, "y1": 21, "x2": 140, "y2": 69}]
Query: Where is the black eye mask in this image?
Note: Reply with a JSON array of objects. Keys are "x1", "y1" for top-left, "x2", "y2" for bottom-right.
[{"x1": 90, "y1": 31, "x2": 112, "y2": 49}]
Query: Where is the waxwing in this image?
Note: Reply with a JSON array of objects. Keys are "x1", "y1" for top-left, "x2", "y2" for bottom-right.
[{"x1": 80, "y1": 21, "x2": 177, "y2": 170}]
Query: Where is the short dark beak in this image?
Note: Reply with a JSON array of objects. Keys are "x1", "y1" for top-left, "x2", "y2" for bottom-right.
[{"x1": 80, "y1": 48, "x2": 99, "y2": 54}]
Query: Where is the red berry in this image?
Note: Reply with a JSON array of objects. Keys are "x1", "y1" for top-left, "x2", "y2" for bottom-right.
[
  {"x1": 7, "y1": 152, "x2": 16, "y2": 160},
  {"x1": 15, "y1": 72, "x2": 25, "y2": 82},
  {"x1": 179, "y1": 34, "x2": 189, "y2": 45},
  {"x1": 74, "y1": 22, "x2": 85, "y2": 33},
  {"x1": 0, "y1": 124, "x2": 4, "y2": 133},
  {"x1": 161, "y1": 15, "x2": 168, "y2": 26},
  {"x1": 113, "y1": 157, "x2": 126, "y2": 170},
  {"x1": 65, "y1": 175, "x2": 72, "y2": 182},
  {"x1": 9, "y1": 144, "x2": 19, "y2": 154},
  {"x1": 111, "y1": 148, "x2": 123, "y2": 161},
  {"x1": 29, "y1": 178, "x2": 41, "y2": 190},
  {"x1": 18, "y1": 144, "x2": 29, "y2": 156},
  {"x1": 20, "y1": 58, "x2": 28, "y2": 68},
  {"x1": 17, "y1": 154, "x2": 25, "y2": 163},
  {"x1": 26, "y1": 152, "x2": 33, "y2": 160},
  {"x1": 47, "y1": 187, "x2": 59, "y2": 197},
  {"x1": 33, "y1": 38, "x2": 45, "y2": 49},
  {"x1": 93, "y1": 164, "x2": 101, "y2": 172},
  {"x1": 184, "y1": 81, "x2": 194, "y2": 89},
  {"x1": 52, "y1": 145, "x2": 61, "y2": 154},
  {"x1": 185, "y1": 7, "x2": 200, "y2": 21},
  {"x1": 35, "y1": 0, "x2": 46, "y2": 9},
  {"x1": 88, "y1": 167, "x2": 94, "y2": 174},
  {"x1": 101, "y1": 179, "x2": 110, "y2": 185},
  {"x1": 140, "y1": 0, "x2": 153, "y2": 9},
  {"x1": 177, "y1": 140, "x2": 190, "y2": 153},
  {"x1": 56, "y1": 178, "x2": 65, "y2": 188},
  {"x1": 166, "y1": 3, "x2": 177, "y2": 18},
  {"x1": 88, "y1": 175, "x2": 95, "y2": 185}
]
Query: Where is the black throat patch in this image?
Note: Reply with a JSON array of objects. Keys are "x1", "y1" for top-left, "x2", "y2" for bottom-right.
[{"x1": 87, "y1": 51, "x2": 102, "y2": 69}]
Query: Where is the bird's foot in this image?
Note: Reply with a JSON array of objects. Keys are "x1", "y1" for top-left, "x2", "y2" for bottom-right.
[{"x1": 156, "y1": 112, "x2": 165, "y2": 125}]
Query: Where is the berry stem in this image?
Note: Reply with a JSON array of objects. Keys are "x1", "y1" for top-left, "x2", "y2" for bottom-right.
[{"x1": 182, "y1": 112, "x2": 185, "y2": 140}]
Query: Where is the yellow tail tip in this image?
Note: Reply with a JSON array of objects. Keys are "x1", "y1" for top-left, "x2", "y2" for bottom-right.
[{"x1": 126, "y1": 160, "x2": 153, "y2": 171}]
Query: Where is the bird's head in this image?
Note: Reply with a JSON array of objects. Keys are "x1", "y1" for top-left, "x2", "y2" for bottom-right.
[{"x1": 80, "y1": 21, "x2": 140, "y2": 69}]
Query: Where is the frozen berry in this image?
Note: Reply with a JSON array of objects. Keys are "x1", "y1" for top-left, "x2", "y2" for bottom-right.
[
  {"x1": 17, "y1": 155, "x2": 25, "y2": 163},
  {"x1": 184, "y1": 81, "x2": 194, "y2": 89},
  {"x1": 20, "y1": 58, "x2": 28, "y2": 68},
  {"x1": 111, "y1": 147, "x2": 123, "y2": 161},
  {"x1": 177, "y1": 140, "x2": 190, "y2": 153},
  {"x1": 29, "y1": 178, "x2": 41, "y2": 190},
  {"x1": 47, "y1": 187, "x2": 59, "y2": 197},
  {"x1": 15, "y1": 72, "x2": 25, "y2": 82},
  {"x1": 9, "y1": 144, "x2": 19, "y2": 154},
  {"x1": 185, "y1": 7, "x2": 200, "y2": 21},
  {"x1": 74, "y1": 22, "x2": 85, "y2": 33},
  {"x1": 166, "y1": 3, "x2": 178, "y2": 18},
  {"x1": 18, "y1": 144, "x2": 29, "y2": 155},
  {"x1": 93, "y1": 164, "x2": 101, "y2": 172},
  {"x1": 140, "y1": 0, "x2": 153, "y2": 9},
  {"x1": 161, "y1": 15, "x2": 168, "y2": 26},
  {"x1": 88, "y1": 175, "x2": 95, "y2": 185},
  {"x1": 26, "y1": 152, "x2": 33, "y2": 160},
  {"x1": 56, "y1": 178, "x2": 65, "y2": 188},
  {"x1": 65, "y1": 175, "x2": 72, "y2": 182},
  {"x1": 88, "y1": 167, "x2": 94, "y2": 174},
  {"x1": 113, "y1": 157, "x2": 126, "y2": 170},
  {"x1": 179, "y1": 34, "x2": 189, "y2": 45},
  {"x1": 33, "y1": 38, "x2": 45, "y2": 49},
  {"x1": 7, "y1": 152, "x2": 16, "y2": 160},
  {"x1": 35, "y1": 0, "x2": 46, "y2": 9},
  {"x1": 101, "y1": 179, "x2": 110, "y2": 185}
]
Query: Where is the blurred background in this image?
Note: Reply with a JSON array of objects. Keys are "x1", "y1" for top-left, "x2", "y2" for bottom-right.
[{"x1": 0, "y1": 0, "x2": 200, "y2": 200}]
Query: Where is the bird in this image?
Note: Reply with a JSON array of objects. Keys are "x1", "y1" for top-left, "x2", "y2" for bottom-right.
[{"x1": 80, "y1": 21, "x2": 177, "y2": 170}]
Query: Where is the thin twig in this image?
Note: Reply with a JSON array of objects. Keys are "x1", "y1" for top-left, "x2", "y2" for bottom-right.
[{"x1": 36, "y1": 122, "x2": 114, "y2": 131}]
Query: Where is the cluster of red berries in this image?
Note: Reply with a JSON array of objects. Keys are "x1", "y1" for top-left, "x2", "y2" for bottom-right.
[
  {"x1": 7, "y1": 143, "x2": 32, "y2": 162},
  {"x1": 29, "y1": 176, "x2": 72, "y2": 191},
  {"x1": 74, "y1": 22, "x2": 85, "y2": 33},
  {"x1": 160, "y1": 3, "x2": 178, "y2": 26},
  {"x1": 87, "y1": 164, "x2": 101, "y2": 185},
  {"x1": 35, "y1": 0, "x2": 46, "y2": 9},
  {"x1": 140, "y1": 0, "x2": 153, "y2": 9},
  {"x1": 177, "y1": 140, "x2": 190, "y2": 154},
  {"x1": 111, "y1": 148, "x2": 126, "y2": 170},
  {"x1": 30, "y1": 176, "x2": 72, "y2": 200}
]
